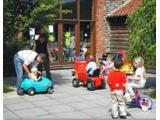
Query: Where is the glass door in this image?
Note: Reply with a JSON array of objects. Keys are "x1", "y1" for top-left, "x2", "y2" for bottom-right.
[
  {"x1": 48, "y1": 23, "x2": 76, "y2": 65},
  {"x1": 48, "y1": 23, "x2": 59, "y2": 63},
  {"x1": 63, "y1": 23, "x2": 75, "y2": 62}
]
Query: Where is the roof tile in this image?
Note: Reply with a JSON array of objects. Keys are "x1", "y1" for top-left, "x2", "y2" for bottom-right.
[{"x1": 109, "y1": 0, "x2": 143, "y2": 17}]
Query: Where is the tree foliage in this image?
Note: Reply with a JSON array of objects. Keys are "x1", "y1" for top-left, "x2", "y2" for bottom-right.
[
  {"x1": 127, "y1": 0, "x2": 156, "y2": 67},
  {"x1": 4, "y1": 0, "x2": 60, "y2": 41},
  {"x1": 3, "y1": 0, "x2": 60, "y2": 76}
]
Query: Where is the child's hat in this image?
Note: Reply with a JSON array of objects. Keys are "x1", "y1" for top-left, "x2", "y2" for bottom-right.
[{"x1": 112, "y1": 53, "x2": 123, "y2": 61}]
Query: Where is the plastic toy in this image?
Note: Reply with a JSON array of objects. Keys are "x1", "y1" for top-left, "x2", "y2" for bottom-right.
[
  {"x1": 72, "y1": 60, "x2": 106, "y2": 91},
  {"x1": 120, "y1": 63, "x2": 134, "y2": 73},
  {"x1": 126, "y1": 89, "x2": 153, "y2": 112},
  {"x1": 21, "y1": 76, "x2": 54, "y2": 95}
]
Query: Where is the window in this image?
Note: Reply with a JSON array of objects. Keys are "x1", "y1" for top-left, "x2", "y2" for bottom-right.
[
  {"x1": 62, "y1": 0, "x2": 77, "y2": 19},
  {"x1": 80, "y1": 0, "x2": 92, "y2": 20}
]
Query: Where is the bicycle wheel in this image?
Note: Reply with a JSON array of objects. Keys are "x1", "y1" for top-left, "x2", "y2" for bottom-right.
[{"x1": 139, "y1": 96, "x2": 153, "y2": 111}]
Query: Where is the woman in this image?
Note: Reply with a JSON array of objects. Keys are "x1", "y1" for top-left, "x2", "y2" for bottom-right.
[{"x1": 33, "y1": 33, "x2": 52, "y2": 80}]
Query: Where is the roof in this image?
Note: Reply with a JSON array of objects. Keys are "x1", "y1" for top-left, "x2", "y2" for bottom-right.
[{"x1": 108, "y1": 0, "x2": 143, "y2": 17}]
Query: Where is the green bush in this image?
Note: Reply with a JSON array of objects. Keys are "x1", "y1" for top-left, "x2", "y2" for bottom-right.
[
  {"x1": 127, "y1": 0, "x2": 156, "y2": 67},
  {"x1": 3, "y1": 38, "x2": 27, "y2": 77},
  {"x1": 3, "y1": 85, "x2": 14, "y2": 93},
  {"x1": 149, "y1": 90, "x2": 156, "y2": 98}
]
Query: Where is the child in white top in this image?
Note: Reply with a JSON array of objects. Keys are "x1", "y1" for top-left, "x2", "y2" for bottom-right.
[
  {"x1": 86, "y1": 56, "x2": 98, "y2": 76},
  {"x1": 29, "y1": 67, "x2": 41, "y2": 81},
  {"x1": 126, "y1": 56, "x2": 146, "y2": 97}
]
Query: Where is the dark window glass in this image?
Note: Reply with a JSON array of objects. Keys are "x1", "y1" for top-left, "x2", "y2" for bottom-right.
[
  {"x1": 48, "y1": 24, "x2": 59, "y2": 62},
  {"x1": 80, "y1": 0, "x2": 92, "y2": 20},
  {"x1": 80, "y1": 22, "x2": 91, "y2": 47},
  {"x1": 62, "y1": 0, "x2": 77, "y2": 19}
]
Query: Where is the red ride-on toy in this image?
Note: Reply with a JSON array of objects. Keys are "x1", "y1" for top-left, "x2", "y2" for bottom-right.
[{"x1": 72, "y1": 60, "x2": 106, "y2": 91}]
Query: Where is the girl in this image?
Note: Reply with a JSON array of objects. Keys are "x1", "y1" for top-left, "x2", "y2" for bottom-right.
[{"x1": 126, "y1": 56, "x2": 146, "y2": 97}]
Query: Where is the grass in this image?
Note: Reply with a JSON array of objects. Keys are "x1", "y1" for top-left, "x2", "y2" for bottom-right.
[
  {"x1": 149, "y1": 90, "x2": 156, "y2": 98},
  {"x1": 144, "y1": 90, "x2": 156, "y2": 98},
  {"x1": 3, "y1": 85, "x2": 14, "y2": 93}
]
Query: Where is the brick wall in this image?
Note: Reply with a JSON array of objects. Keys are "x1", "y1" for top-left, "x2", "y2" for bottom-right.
[
  {"x1": 94, "y1": 0, "x2": 127, "y2": 62},
  {"x1": 104, "y1": 0, "x2": 127, "y2": 52},
  {"x1": 94, "y1": 0, "x2": 106, "y2": 62}
]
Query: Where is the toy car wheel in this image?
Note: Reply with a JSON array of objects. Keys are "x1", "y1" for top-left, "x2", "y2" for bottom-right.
[
  {"x1": 100, "y1": 80, "x2": 106, "y2": 89},
  {"x1": 87, "y1": 82, "x2": 95, "y2": 91},
  {"x1": 82, "y1": 81, "x2": 87, "y2": 86},
  {"x1": 72, "y1": 78, "x2": 80, "y2": 87},
  {"x1": 48, "y1": 87, "x2": 54, "y2": 94},
  {"x1": 27, "y1": 88, "x2": 35, "y2": 96}
]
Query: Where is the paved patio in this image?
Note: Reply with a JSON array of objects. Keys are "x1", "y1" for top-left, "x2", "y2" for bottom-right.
[{"x1": 4, "y1": 69, "x2": 156, "y2": 120}]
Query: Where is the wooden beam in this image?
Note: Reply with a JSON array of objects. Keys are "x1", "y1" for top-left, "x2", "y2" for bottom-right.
[
  {"x1": 75, "y1": 0, "x2": 80, "y2": 55},
  {"x1": 58, "y1": 22, "x2": 63, "y2": 63},
  {"x1": 92, "y1": 0, "x2": 97, "y2": 61}
]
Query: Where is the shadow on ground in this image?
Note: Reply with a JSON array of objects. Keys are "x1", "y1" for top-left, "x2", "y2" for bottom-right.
[
  {"x1": 51, "y1": 72, "x2": 72, "y2": 86},
  {"x1": 144, "y1": 77, "x2": 156, "y2": 89},
  {"x1": 3, "y1": 70, "x2": 73, "y2": 89}
]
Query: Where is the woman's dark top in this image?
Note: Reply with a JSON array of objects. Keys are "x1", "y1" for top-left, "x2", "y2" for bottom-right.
[{"x1": 35, "y1": 40, "x2": 48, "y2": 57}]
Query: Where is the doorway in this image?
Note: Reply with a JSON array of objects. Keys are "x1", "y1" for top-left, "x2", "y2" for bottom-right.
[{"x1": 48, "y1": 22, "x2": 76, "y2": 68}]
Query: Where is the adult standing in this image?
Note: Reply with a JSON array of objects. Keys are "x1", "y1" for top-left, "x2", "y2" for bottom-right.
[
  {"x1": 14, "y1": 50, "x2": 46, "y2": 95},
  {"x1": 33, "y1": 33, "x2": 52, "y2": 80},
  {"x1": 69, "y1": 33, "x2": 75, "y2": 61}
]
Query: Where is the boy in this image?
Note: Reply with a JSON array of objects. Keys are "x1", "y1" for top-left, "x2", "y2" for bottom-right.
[
  {"x1": 14, "y1": 50, "x2": 46, "y2": 95},
  {"x1": 86, "y1": 55, "x2": 100, "y2": 77},
  {"x1": 107, "y1": 60, "x2": 127, "y2": 119}
]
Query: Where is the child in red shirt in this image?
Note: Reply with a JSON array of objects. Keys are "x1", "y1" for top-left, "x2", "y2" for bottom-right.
[{"x1": 107, "y1": 60, "x2": 127, "y2": 119}]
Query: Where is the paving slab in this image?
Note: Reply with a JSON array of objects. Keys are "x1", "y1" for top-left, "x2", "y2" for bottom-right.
[
  {"x1": 80, "y1": 107, "x2": 110, "y2": 118},
  {"x1": 68, "y1": 101, "x2": 102, "y2": 110},
  {"x1": 46, "y1": 92, "x2": 72, "y2": 99},
  {"x1": 55, "y1": 111, "x2": 93, "y2": 119},
  {"x1": 57, "y1": 96, "x2": 84, "y2": 104},
  {"x1": 79, "y1": 93, "x2": 105, "y2": 100},
  {"x1": 32, "y1": 99, "x2": 61, "y2": 107},
  {"x1": 22, "y1": 94, "x2": 51, "y2": 102},
  {"x1": 5, "y1": 102, "x2": 35, "y2": 111},
  {"x1": 14, "y1": 108, "x2": 49, "y2": 118},
  {"x1": 4, "y1": 97, "x2": 26, "y2": 105},
  {"x1": 43, "y1": 104, "x2": 76, "y2": 114},
  {"x1": 31, "y1": 114, "x2": 60, "y2": 120},
  {"x1": 4, "y1": 109, "x2": 20, "y2": 120},
  {"x1": 3, "y1": 69, "x2": 156, "y2": 120},
  {"x1": 91, "y1": 99, "x2": 111, "y2": 106}
]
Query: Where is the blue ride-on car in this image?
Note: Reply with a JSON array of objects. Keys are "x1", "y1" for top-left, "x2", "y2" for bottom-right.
[{"x1": 21, "y1": 76, "x2": 54, "y2": 96}]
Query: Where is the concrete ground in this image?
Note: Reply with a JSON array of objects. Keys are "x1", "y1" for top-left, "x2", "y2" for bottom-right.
[{"x1": 3, "y1": 69, "x2": 156, "y2": 120}]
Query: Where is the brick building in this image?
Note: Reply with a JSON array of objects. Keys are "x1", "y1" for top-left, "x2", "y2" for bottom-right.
[{"x1": 48, "y1": 0, "x2": 143, "y2": 68}]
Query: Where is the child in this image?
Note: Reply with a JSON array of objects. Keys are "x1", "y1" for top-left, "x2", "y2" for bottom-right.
[
  {"x1": 86, "y1": 55, "x2": 100, "y2": 77},
  {"x1": 126, "y1": 56, "x2": 146, "y2": 98},
  {"x1": 100, "y1": 53, "x2": 114, "y2": 76},
  {"x1": 29, "y1": 67, "x2": 41, "y2": 81},
  {"x1": 107, "y1": 60, "x2": 127, "y2": 119}
]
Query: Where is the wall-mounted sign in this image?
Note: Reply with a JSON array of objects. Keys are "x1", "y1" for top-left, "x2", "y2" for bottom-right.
[
  {"x1": 48, "y1": 25, "x2": 54, "y2": 33},
  {"x1": 29, "y1": 28, "x2": 35, "y2": 36},
  {"x1": 35, "y1": 35, "x2": 40, "y2": 40}
]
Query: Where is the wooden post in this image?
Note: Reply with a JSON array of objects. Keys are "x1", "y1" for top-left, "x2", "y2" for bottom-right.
[
  {"x1": 75, "y1": 0, "x2": 80, "y2": 55},
  {"x1": 58, "y1": 22, "x2": 63, "y2": 63}
]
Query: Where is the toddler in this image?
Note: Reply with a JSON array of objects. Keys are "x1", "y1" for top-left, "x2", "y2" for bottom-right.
[
  {"x1": 29, "y1": 67, "x2": 41, "y2": 81},
  {"x1": 86, "y1": 55, "x2": 100, "y2": 77},
  {"x1": 107, "y1": 60, "x2": 127, "y2": 119},
  {"x1": 126, "y1": 56, "x2": 146, "y2": 97}
]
